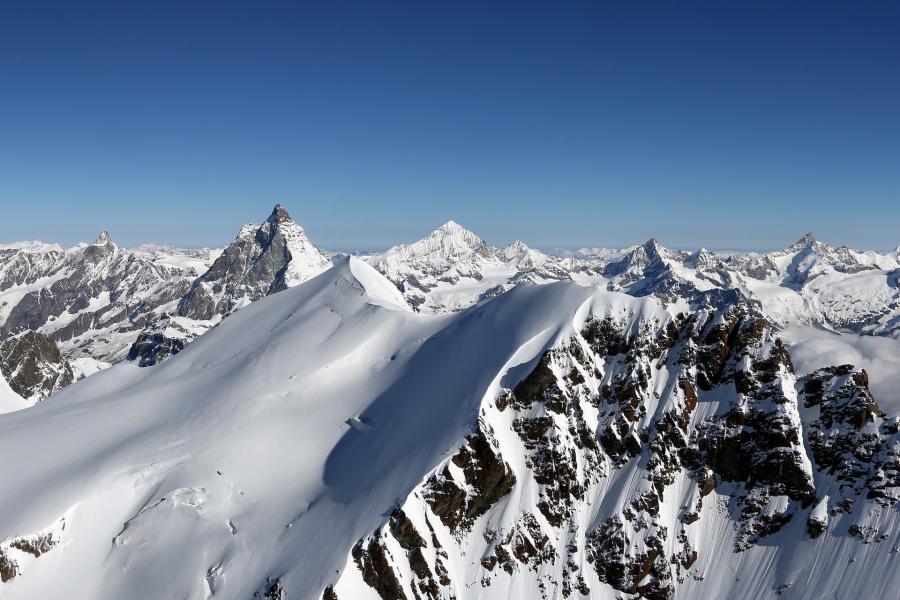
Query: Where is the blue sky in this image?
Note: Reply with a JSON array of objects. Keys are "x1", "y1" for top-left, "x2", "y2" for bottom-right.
[{"x1": 1, "y1": 1, "x2": 898, "y2": 250}]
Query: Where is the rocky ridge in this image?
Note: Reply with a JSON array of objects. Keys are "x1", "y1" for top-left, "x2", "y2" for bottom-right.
[
  {"x1": 2, "y1": 213, "x2": 898, "y2": 407},
  {"x1": 330, "y1": 293, "x2": 900, "y2": 599},
  {"x1": 366, "y1": 227, "x2": 900, "y2": 338},
  {"x1": 0, "y1": 260, "x2": 897, "y2": 599}
]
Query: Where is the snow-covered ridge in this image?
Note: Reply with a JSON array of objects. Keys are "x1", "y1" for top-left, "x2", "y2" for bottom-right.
[
  {"x1": 0, "y1": 262, "x2": 897, "y2": 598},
  {"x1": 365, "y1": 225, "x2": 900, "y2": 341},
  {"x1": 2, "y1": 209, "x2": 899, "y2": 407}
]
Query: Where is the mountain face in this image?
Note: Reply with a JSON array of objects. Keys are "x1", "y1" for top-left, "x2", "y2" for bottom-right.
[
  {"x1": 3, "y1": 214, "x2": 899, "y2": 407},
  {"x1": 0, "y1": 331, "x2": 77, "y2": 405},
  {"x1": 367, "y1": 228, "x2": 900, "y2": 339},
  {"x1": 128, "y1": 204, "x2": 331, "y2": 367},
  {"x1": 0, "y1": 233, "x2": 208, "y2": 380},
  {"x1": 366, "y1": 221, "x2": 597, "y2": 313},
  {"x1": 0, "y1": 259, "x2": 897, "y2": 599},
  {"x1": 177, "y1": 204, "x2": 330, "y2": 321},
  {"x1": 0, "y1": 205, "x2": 330, "y2": 402}
]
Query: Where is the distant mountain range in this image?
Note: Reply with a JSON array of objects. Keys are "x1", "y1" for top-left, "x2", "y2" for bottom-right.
[
  {"x1": 1, "y1": 204, "x2": 899, "y2": 409},
  {"x1": 0, "y1": 250, "x2": 898, "y2": 599}
]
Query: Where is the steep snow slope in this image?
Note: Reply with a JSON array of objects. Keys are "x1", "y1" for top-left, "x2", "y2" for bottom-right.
[
  {"x1": 0, "y1": 257, "x2": 587, "y2": 598},
  {"x1": 126, "y1": 204, "x2": 333, "y2": 367},
  {"x1": 0, "y1": 373, "x2": 28, "y2": 414},
  {"x1": 0, "y1": 258, "x2": 897, "y2": 599}
]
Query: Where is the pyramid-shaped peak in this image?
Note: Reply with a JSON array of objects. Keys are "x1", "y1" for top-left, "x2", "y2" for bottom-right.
[
  {"x1": 787, "y1": 232, "x2": 817, "y2": 251},
  {"x1": 267, "y1": 204, "x2": 293, "y2": 225},
  {"x1": 639, "y1": 237, "x2": 668, "y2": 258},
  {"x1": 93, "y1": 231, "x2": 113, "y2": 245},
  {"x1": 435, "y1": 220, "x2": 473, "y2": 234},
  {"x1": 505, "y1": 239, "x2": 530, "y2": 251},
  {"x1": 502, "y1": 240, "x2": 532, "y2": 258},
  {"x1": 687, "y1": 247, "x2": 716, "y2": 269},
  {"x1": 429, "y1": 220, "x2": 484, "y2": 244}
]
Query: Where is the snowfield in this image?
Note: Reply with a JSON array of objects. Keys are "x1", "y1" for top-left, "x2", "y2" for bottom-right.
[{"x1": 0, "y1": 257, "x2": 898, "y2": 599}]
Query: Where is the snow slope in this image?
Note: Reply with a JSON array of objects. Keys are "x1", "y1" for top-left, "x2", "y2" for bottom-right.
[{"x1": 0, "y1": 257, "x2": 898, "y2": 599}]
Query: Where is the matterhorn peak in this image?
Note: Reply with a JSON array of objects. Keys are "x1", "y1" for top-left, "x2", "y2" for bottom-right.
[{"x1": 267, "y1": 203, "x2": 293, "y2": 225}]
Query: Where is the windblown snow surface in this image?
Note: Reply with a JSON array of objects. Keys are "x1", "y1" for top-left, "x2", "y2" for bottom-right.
[{"x1": 0, "y1": 257, "x2": 898, "y2": 599}]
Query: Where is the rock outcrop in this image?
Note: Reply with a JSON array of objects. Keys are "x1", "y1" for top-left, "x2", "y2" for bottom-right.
[
  {"x1": 0, "y1": 331, "x2": 77, "y2": 403},
  {"x1": 330, "y1": 297, "x2": 900, "y2": 599}
]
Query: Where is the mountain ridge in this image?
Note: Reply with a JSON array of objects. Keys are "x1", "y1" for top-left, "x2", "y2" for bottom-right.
[
  {"x1": 0, "y1": 259, "x2": 897, "y2": 598},
  {"x1": 1, "y1": 206, "x2": 899, "y2": 406}
]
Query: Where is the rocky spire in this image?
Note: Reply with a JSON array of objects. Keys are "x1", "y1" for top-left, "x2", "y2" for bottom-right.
[
  {"x1": 787, "y1": 232, "x2": 817, "y2": 252},
  {"x1": 267, "y1": 204, "x2": 293, "y2": 225},
  {"x1": 92, "y1": 231, "x2": 113, "y2": 245}
]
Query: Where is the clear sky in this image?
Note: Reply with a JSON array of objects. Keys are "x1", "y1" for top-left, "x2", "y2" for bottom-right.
[{"x1": 1, "y1": 1, "x2": 898, "y2": 251}]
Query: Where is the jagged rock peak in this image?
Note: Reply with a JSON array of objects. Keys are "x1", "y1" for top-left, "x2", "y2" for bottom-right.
[
  {"x1": 267, "y1": 203, "x2": 293, "y2": 225},
  {"x1": 504, "y1": 239, "x2": 530, "y2": 253},
  {"x1": 92, "y1": 230, "x2": 113, "y2": 245},
  {"x1": 787, "y1": 232, "x2": 818, "y2": 251},
  {"x1": 687, "y1": 247, "x2": 715, "y2": 269},
  {"x1": 628, "y1": 237, "x2": 668, "y2": 263}
]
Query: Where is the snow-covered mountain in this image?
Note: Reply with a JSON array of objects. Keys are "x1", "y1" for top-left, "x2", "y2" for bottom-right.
[
  {"x1": 0, "y1": 258, "x2": 897, "y2": 599},
  {"x1": 0, "y1": 232, "x2": 210, "y2": 380},
  {"x1": 126, "y1": 204, "x2": 332, "y2": 366},
  {"x1": 0, "y1": 204, "x2": 330, "y2": 403},
  {"x1": 177, "y1": 204, "x2": 330, "y2": 321},
  {"x1": 594, "y1": 233, "x2": 900, "y2": 337},
  {"x1": 365, "y1": 224, "x2": 900, "y2": 341},
  {"x1": 366, "y1": 221, "x2": 600, "y2": 313},
  {"x1": 3, "y1": 211, "x2": 899, "y2": 408}
]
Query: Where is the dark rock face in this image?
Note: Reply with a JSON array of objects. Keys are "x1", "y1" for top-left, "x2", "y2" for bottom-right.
[
  {"x1": 802, "y1": 366, "x2": 900, "y2": 503},
  {"x1": 125, "y1": 316, "x2": 195, "y2": 367},
  {"x1": 0, "y1": 206, "x2": 331, "y2": 393},
  {"x1": 254, "y1": 578, "x2": 286, "y2": 599},
  {"x1": 0, "y1": 520, "x2": 62, "y2": 583},
  {"x1": 423, "y1": 424, "x2": 516, "y2": 532},
  {"x1": 351, "y1": 537, "x2": 407, "y2": 600},
  {"x1": 337, "y1": 297, "x2": 900, "y2": 600},
  {"x1": 0, "y1": 247, "x2": 63, "y2": 292},
  {"x1": 1, "y1": 240, "x2": 190, "y2": 344},
  {"x1": 0, "y1": 234, "x2": 201, "y2": 390},
  {"x1": 125, "y1": 332, "x2": 187, "y2": 367},
  {"x1": 321, "y1": 585, "x2": 338, "y2": 600},
  {"x1": 178, "y1": 205, "x2": 328, "y2": 321},
  {"x1": 0, "y1": 331, "x2": 77, "y2": 402},
  {"x1": 0, "y1": 551, "x2": 17, "y2": 582}
]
